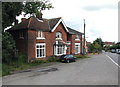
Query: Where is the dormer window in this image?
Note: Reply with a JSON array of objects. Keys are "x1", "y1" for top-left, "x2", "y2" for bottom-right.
[
  {"x1": 56, "y1": 32, "x2": 62, "y2": 40},
  {"x1": 75, "y1": 34, "x2": 80, "y2": 41},
  {"x1": 37, "y1": 31, "x2": 45, "y2": 39}
]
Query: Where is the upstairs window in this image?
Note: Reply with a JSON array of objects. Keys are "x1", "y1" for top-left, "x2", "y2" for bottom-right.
[
  {"x1": 56, "y1": 32, "x2": 62, "y2": 40},
  {"x1": 75, "y1": 43, "x2": 80, "y2": 54},
  {"x1": 37, "y1": 31, "x2": 45, "y2": 39}
]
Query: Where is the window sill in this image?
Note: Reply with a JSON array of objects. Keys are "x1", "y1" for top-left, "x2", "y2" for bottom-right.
[
  {"x1": 56, "y1": 38, "x2": 62, "y2": 40},
  {"x1": 36, "y1": 56, "x2": 46, "y2": 58},
  {"x1": 75, "y1": 52, "x2": 80, "y2": 54},
  {"x1": 36, "y1": 37, "x2": 45, "y2": 40},
  {"x1": 75, "y1": 39, "x2": 80, "y2": 41}
]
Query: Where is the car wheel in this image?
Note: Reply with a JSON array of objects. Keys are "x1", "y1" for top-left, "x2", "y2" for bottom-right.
[
  {"x1": 67, "y1": 60, "x2": 70, "y2": 63},
  {"x1": 74, "y1": 59, "x2": 76, "y2": 62}
]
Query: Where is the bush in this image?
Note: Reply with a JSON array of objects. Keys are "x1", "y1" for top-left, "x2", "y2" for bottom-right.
[
  {"x1": 17, "y1": 54, "x2": 27, "y2": 66},
  {"x1": 2, "y1": 32, "x2": 16, "y2": 64},
  {"x1": 2, "y1": 64, "x2": 10, "y2": 76},
  {"x1": 45, "y1": 56, "x2": 58, "y2": 63},
  {"x1": 34, "y1": 59, "x2": 44, "y2": 64}
]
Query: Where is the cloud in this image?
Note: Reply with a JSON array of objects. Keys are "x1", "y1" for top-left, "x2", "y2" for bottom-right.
[{"x1": 82, "y1": 4, "x2": 117, "y2": 11}]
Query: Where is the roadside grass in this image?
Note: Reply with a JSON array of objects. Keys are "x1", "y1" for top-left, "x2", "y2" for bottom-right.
[
  {"x1": 2, "y1": 55, "x2": 90, "y2": 76},
  {"x1": 2, "y1": 56, "x2": 59, "y2": 76},
  {"x1": 75, "y1": 55, "x2": 91, "y2": 59}
]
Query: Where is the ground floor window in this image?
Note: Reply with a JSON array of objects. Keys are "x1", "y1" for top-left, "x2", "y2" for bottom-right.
[
  {"x1": 54, "y1": 45, "x2": 66, "y2": 56},
  {"x1": 36, "y1": 43, "x2": 46, "y2": 58},
  {"x1": 75, "y1": 43, "x2": 80, "y2": 54}
]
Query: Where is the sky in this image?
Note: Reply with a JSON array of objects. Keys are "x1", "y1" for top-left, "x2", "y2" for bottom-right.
[
  {"x1": 16, "y1": 0, "x2": 119, "y2": 43},
  {"x1": 42, "y1": 0, "x2": 119, "y2": 43}
]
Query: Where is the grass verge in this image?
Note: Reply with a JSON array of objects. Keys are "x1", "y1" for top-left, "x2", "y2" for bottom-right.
[
  {"x1": 2, "y1": 56, "x2": 59, "y2": 76},
  {"x1": 75, "y1": 55, "x2": 91, "y2": 59}
]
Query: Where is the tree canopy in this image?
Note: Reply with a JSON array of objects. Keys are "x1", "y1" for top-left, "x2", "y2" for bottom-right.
[
  {"x1": 2, "y1": 1, "x2": 53, "y2": 30},
  {"x1": 2, "y1": 1, "x2": 53, "y2": 64},
  {"x1": 88, "y1": 38, "x2": 103, "y2": 53},
  {"x1": 93, "y1": 38, "x2": 104, "y2": 48}
]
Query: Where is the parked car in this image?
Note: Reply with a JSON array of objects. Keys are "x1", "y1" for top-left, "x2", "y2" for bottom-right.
[
  {"x1": 116, "y1": 49, "x2": 120, "y2": 54},
  {"x1": 111, "y1": 49, "x2": 116, "y2": 53},
  {"x1": 59, "y1": 55, "x2": 76, "y2": 63}
]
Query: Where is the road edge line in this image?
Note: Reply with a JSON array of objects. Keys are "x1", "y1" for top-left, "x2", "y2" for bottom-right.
[{"x1": 106, "y1": 55, "x2": 120, "y2": 68}]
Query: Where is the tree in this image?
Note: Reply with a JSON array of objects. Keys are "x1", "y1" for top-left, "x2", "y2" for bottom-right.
[
  {"x1": 2, "y1": 1, "x2": 53, "y2": 64},
  {"x1": 88, "y1": 38, "x2": 103, "y2": 53},
  {"x1": 2, "y1": 32, "x2": 16, "y2": 64},
  {"x1": 2, "y1": 1, "x2": 53, "y2": 30},
  {"x1": 2, "y1": 2, "x2": 23, "y2": 30},
  {"x1": 93, "y1": 38, "x2": 104, "y2": 48}
]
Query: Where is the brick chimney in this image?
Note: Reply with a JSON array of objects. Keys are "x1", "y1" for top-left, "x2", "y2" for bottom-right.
[
  {"x1": 21, "y1": 18, "x2": 26, "y2": 22},
  {"x1": 37, "y1": 10, "x2": 43, "y2": 20}
]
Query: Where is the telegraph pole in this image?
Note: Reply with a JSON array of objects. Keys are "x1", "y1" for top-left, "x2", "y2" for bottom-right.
[{"x1": 83, "y1": 19, "x2": 86, "y2": 55}]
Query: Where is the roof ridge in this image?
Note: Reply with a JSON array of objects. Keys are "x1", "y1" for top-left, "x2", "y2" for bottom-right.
[
  {"x1": 48, "y1": 17, "x2": 61, "y2": 20},
  {"x1": 67, "y1": 27, "x2": 80, "y2": 32}
]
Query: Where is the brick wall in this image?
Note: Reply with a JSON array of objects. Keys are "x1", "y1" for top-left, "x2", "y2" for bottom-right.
[
  {"x1": 10, "y1": 30, "x2": 28, "y2": 56},
  {"x1": 45, "y1": 22, "x2": 67, "y2": 57}
]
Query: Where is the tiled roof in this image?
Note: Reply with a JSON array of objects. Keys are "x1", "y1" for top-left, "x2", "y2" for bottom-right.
[
  {"x1": 8, "y1": 17, "x2": 61, "y2": 32},
  {"x1": 67, "y1": 27, "x2": 83, "y2": 35},
  {"x1": 48, "y1": 17, "x2": 61, "y2": 29},
  {"x1": 8, "y1": 17, "x2": 82, "y2": 35},
  {"x1": 104, "y1": 42, "x2": 113, "y2": 45},
  {"x1": 86, "y1": 42, "x2": 91, "y2": 45}
]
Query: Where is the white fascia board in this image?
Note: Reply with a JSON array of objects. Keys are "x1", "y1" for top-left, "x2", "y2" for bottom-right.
[{"x1": 51, "y1": 18, "x2": 69, "y2": 32}]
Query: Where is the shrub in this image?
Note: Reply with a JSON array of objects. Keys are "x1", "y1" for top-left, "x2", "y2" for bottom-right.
[
  {"x1": 45, "y1": 56, "x2": 58, "y2": 63},
  {"x1": 2, "y1": 64, "x2": 10, "y2": 76},
  {"x1": 2, "y1": 32, "x2": 16, "y2": 64},
  {"x1": 33, "y1": 59, "x2": 45, "y2": 64},
  {"x1": 17, "y1": 54, "x2": 27, "y2": 66}
]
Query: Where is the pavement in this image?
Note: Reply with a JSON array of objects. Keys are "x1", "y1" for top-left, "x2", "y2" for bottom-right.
[{"x1": 2, "y1": 53, "x2": 118, "y2": 85}]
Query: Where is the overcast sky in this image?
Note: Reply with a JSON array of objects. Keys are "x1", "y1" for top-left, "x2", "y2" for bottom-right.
[
  {"x1": 16, "y1": 0, "x2": 119, "y2": 43},
  {"x1": 41, "y1": 0, "x2": 119, "y2": 43}
]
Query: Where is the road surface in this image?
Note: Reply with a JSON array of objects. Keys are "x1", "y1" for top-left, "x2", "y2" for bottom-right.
[{"x1": 2, "y1": 53, "x2": 118, "y2": 85}]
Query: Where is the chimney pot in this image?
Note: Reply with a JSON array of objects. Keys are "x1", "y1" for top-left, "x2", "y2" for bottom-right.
[{"x1": 21, "y1": 18, "x2": 26, "y2": 22}]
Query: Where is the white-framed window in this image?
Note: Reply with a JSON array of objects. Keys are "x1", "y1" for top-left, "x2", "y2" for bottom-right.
[
  {"x1": 54, "y1": 45, "x2": 66, "y2": 56},
  {"x1": 56, "y1": 32, "x2": 62, "y2": 40},
  {"x1": 37, "y1": 31, "x2": 45, "y2": 39},
  {"x1": 36, "y1": 43, "x2": 46, "y2": 58},
  {"x1": 75, "y1": 34, "x2": 80, "y2": 41},
  {"x1": 75, "y1": 43, "x2": 80, "y2": 54},
  {"x1": 19, "y1": 32, "x2": 24, "y2": 39}
]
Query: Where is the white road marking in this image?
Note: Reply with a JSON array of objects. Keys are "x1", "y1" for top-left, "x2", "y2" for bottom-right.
[{"x1": 106, "y1": 55, "x2": 120, "y2": 68}]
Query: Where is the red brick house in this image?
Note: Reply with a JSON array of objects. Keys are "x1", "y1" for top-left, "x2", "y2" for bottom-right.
[
  {"x1": 8, "y1": 16, "x2": 83, "y2": 61},
  {"x1": 104, "y1": 42, "x2": 114, "y2": 47}
]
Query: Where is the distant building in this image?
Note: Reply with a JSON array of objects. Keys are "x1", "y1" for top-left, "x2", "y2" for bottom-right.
[
  {"x1": 104, "y1": 42, "x2": 114, "y2": 47},
  {"x1": 86, "y1": 41, "x2": 91, "y2": 47}
]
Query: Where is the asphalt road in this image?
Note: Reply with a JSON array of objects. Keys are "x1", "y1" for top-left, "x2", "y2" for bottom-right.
[
  {"x1": 105, "y1": 52, "x2": 119, "y2": 66},
  {"x1": 2, "y1": 53, "x2": 118, "y2": 85}
]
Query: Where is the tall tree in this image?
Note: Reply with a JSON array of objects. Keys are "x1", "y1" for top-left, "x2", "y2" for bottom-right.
[
  {"x1": 2, "y1": 1, "x2": 53, "y2": 30},
  {"x1": 93, "y1": 38, "x2": 104, "y2": 48},
  {"x1": 2, "y1": 2, "x2": 23, "y2": 30}
]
